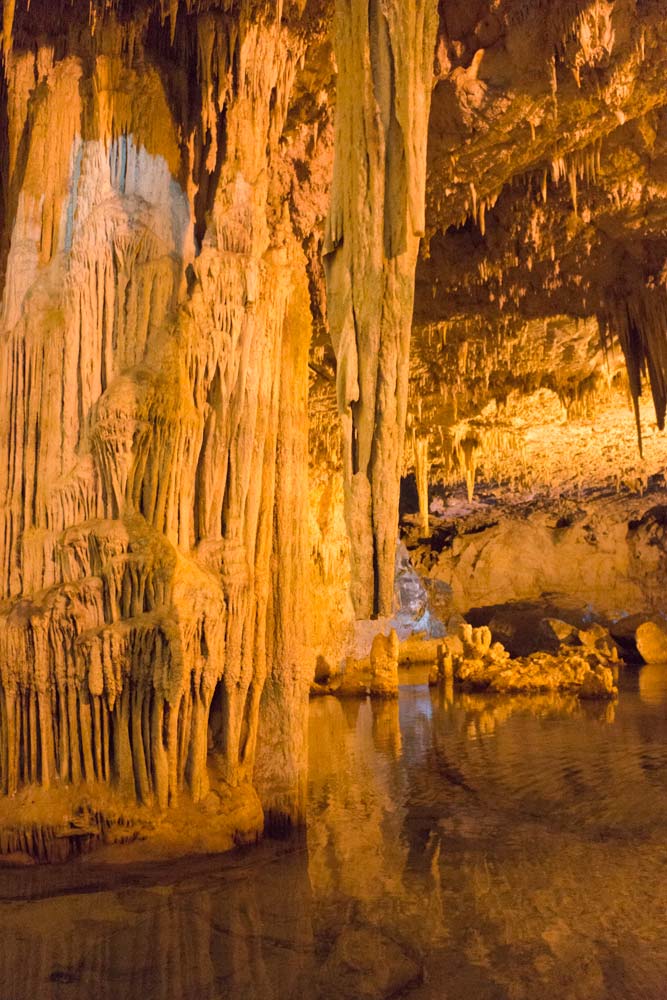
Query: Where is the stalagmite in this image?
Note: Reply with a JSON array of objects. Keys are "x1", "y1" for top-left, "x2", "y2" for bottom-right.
[{"x1": 323, "y1": 0, "x2": 439, "y2": 618}]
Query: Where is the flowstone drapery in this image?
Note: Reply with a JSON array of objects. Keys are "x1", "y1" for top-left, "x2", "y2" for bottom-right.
[{"x1": 0, "y1": 0, "x2": 313, "y2": 858}]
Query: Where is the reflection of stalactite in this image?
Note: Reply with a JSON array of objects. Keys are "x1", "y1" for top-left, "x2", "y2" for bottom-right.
[{"x1": 0, "y1": 854, "x2": 314, "y2": 999}]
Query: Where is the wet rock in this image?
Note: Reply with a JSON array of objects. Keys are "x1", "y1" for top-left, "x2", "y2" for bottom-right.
[
  {"x1": 313, "y1": 629, "x2": 399, "y2": 699},
  {"x1": 399, "y1": 636, "x2": 443, "y2": 665},
  {"x1": 636, "y1": 621, "x2": 667, "y2": 664},
  {"x1": 579, "y1": 666, "x2": 616, "y2": 700},
  {"x1": 443, "y1": 623, "x2": 619, "y2": 699},
  {"x1": 369, "y1": 632, "x2": 400, "y2": 697},
  {"x1": 545, "y1": 618, "x2": 578, "y2": 644}
]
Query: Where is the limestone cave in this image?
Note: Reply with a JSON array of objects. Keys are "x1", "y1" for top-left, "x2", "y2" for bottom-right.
[{"x1": 0, "y1": 1, "x2": 667, "y2": 997}]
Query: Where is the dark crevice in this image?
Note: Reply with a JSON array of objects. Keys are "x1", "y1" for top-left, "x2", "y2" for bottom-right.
[{"x1": 207, "y1": 681, "x2": 226, "y2": 758}]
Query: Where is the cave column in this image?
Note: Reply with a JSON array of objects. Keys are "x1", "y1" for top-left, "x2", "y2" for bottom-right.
[
  {"x1": 323, "y1": 0, "x2": 439, "y2": 617},
  {"x1": 254, "y1": 239, "x2": 312, "y2": 831}
]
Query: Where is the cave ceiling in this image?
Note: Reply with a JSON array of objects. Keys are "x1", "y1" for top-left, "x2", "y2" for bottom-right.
[
  {"x1": 413, "y1": 0, "x2": 667, "y2": 457},
  {"x1": 295, "y1": 0, "x2": 667, "y2": 507},
  {"x1": 4, "y1": 0, "x2": 667, "y2": 457}
]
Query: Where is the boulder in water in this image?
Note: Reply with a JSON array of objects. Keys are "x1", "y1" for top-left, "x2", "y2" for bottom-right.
[{"x1": 636, "y1": 621, "x2": 667, "y2": 664}]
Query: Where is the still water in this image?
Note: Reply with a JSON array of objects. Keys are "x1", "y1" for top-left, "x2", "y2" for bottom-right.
[{"x1": 1, "y1": 667, "x2": 666, "y2": 1000}]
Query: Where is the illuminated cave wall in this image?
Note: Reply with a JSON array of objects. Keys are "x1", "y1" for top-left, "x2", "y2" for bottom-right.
[
  {"x1": 3, "y1": 0, "x2": 667, "y2": 857},
  {"x1": 0, "y1": 0, "x2": 325, "y2": 842}
]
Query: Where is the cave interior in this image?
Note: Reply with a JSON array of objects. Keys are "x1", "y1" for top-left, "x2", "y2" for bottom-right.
[{"x1": 1, "y1": 0, "x2": 667, "y2": 995}]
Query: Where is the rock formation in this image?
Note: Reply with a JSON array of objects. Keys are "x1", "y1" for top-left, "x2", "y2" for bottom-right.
[
  {"x1": 312, "y1": 627, "x2": 399, "y2": 698},
  {"x1": 635, "y1": 619, "x2": 667, "y2": 663},
  {"x1": 323, "y1": 0, "x2": 438, "y2": 617},
  {"x1": 3, "y1": 0, "x2": 667, "y2": 859},
  {"x1": 431, "y1": 621, "x2": 619, "y2": 700},
  {"x1": 0, "y1": 0, "x2": 325, "y2": 856}
]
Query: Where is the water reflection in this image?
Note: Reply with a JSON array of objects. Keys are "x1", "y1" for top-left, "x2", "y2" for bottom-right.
[
  {"x1": 0, "y1": 676, "x2": 666, "y2": 999},
  {"x1": 639, "y1": 662, "x2": 667, "y2": 706},
  {"x1": 0, "y1": 843, "x2": 314, "y2": 1000},
  {"x1": 307, "y1": 675, "x2": 667, "y2": 999}
]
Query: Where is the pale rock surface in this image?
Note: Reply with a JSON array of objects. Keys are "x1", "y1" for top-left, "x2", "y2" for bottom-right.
[
  {"x1": 324, "y1": 0, "x2": 439, "y2": 618},
  {"x1": 429, "y1": 622, "x2": 619, "y2": 700},
  {"x1": 414, "y1": 493, "x2": 667, "y2": 621},
  {"x1": 635, "y1": 621, "x2": 667, "y2": 664},
  {"x1": 0, "y1": 0, "x2": 323, "y2": 858},
  {"x1": 312, "y1": 628, "x2": 399, "y2": 699}
]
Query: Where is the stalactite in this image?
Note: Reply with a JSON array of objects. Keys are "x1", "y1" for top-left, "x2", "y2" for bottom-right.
[
  {"x1": 413, "y1": 433, "x2": 430, "y2": 537},
  {"x1": 600, "y1": 284, "x2": 667, "y2": 455},
  {"x1": 453, "y1": 429, "x2": 481, "y2": 503},
  {"x1": 323, "y1": 0, "x2": 439, "y2": 618}
]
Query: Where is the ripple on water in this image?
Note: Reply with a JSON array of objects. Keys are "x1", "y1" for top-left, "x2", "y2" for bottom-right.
[{"x1": 0, "y1": 669, "x2": 665, "y2": 1000}]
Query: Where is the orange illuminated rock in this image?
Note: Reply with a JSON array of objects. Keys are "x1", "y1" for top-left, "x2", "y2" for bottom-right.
[
  {"x1": 424, "y1": 623, "x2": 620, "y2": 700},
  {"x1": 312, "y1": 628, "x2": 399, "y2": 699},
  {"x1": 636, "y1": 621, "x2": 667, "y2": 665}
]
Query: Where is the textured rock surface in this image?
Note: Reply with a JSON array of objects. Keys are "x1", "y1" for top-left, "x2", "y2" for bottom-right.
[
  {"x1": 635, "y1": 620, "x2": 667, "y2": 663},
  {"x1": 312, "y1": 628, "x2": 400, "y2": 699},
  {"x1": 408, "y1": 490, "x2": 667, "y2": 621},
  {"x1": 3, "y1": 0, "x2": 667, "y2": 859},
  {"x1": 435, "y1": 622, "x2": 619, "y2": 700},
  {"x1": 323, "y1": 0, "x2": 439, "y2": 617},
  {"x1": 0, "y1": 0, "x2": 326, "y2": 855}
]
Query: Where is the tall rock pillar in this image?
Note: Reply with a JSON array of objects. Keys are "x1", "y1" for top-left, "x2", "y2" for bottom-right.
[{"x1": 323, "y1": 0, "x2": 438, "y2": 617}]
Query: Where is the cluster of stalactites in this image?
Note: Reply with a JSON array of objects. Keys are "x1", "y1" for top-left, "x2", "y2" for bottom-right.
[
  {"x1": 0, "y1": 0, "x2": 307, "y2": 835},
  {"x1": 508, "y1": 0, "x2": 617, "y2": 84},
  {"x1": 600, "y1": 285, "x2": 667, "y2": 455},
  {"x1": 0, "y1": 614, "x2": 219, "y2": 808},
  {"x1": 2, "y1": 0, "x2": 245, "y2": 50},
  {"x1": 0, "y1": 531, "x2": 208, "y2": 804}
]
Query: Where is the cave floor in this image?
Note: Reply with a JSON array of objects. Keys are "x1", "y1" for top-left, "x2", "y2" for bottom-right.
[{"x1": 1, "y1": 668, "x2": 666, "y2": 1000}]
